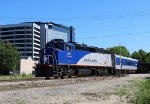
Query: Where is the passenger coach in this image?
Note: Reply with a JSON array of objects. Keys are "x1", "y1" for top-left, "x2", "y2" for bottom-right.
[{"x1": 115, "y1": 55, "x2": 138, "y2": 73}]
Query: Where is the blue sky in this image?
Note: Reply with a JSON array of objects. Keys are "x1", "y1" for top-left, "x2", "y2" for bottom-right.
[{"x1": 0, "y1": 0, "x2": 150, "y2": 54}]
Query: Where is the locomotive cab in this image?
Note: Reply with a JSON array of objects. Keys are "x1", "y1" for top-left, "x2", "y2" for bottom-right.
[
  {"x1": 36, "y1": 39, "x2": 75, "y2": 78},
  {"x1": 40, "y1": 39, "x2": 75, "y2": 65}
]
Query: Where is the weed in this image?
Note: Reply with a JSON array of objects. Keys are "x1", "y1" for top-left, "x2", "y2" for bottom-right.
[
  {"x1": 63, "y1": 101, "x2": 72, "y2": 104},
  {"x1": 133, "y1": 79, "x2": 150, "y2": 104},
  {"x1": 16, "y1": 100, "x2": 26, "y2": 104},
  {"x1": 115, "y1": 88, "x2": 127, "y2": 97},
  {"x1": 0, "y1": 74, "x2": 34, "y2": 80}
]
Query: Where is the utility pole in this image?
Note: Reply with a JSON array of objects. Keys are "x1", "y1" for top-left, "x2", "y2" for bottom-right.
[{"x1": 119, "y1": 45, "x2": 122, "y2": 77}]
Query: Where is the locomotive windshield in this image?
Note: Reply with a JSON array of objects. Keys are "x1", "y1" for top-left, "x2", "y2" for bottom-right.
[
  {"x1": 55, "y1": 43, "x2": 64, "y2": 50},
  {"x1": 65, "y1": 44, "x2": 72, "y2": 50}
]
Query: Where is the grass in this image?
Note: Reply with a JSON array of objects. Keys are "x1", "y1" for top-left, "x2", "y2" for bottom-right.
[
  {"x1": 133, "y1": 78, "x2": 150, "y2": 104},
  {"x1": 115, "y1": 78, "x2": 150, "y2": 104},
  {"x1": 16, "y1": 100, "x2": 27, "y2": 104},
  {"x1": 63, "y1": 101, "x2": 72, "y2": 104},
  {"x1": 115, "y1": 88, "x2": 128, "y2": 97},
  {"x1": 0, "y1": 74, "x2": 35, "y2": 80},
  {"x1": 0, "y1": 74, "x2": 36, "y2": 91}
]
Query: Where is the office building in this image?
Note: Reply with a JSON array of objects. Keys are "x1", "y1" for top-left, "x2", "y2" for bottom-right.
[{"x1": 0, "y1": 22, "x2": 40, "y2": 61}]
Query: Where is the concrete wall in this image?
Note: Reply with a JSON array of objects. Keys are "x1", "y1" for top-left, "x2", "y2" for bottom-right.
[{"x1": 20, "y1": 57, "x2": 37, "y2": 74}]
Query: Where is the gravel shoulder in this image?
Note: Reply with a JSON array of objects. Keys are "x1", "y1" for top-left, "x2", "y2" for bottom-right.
[{"x1": 0, "y1": 74, "x2": 149, "y2": 104}]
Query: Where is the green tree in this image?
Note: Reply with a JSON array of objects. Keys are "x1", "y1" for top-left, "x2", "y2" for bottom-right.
[
  {"x1": 107, "y1": 46, "x2": 130, "y2": 57},
  {"x1": 131, "y1": 51, "x2": 142, "y2": 61},
  {"x1": 146, "y1": 52, "x2": 150, "y2": 63},
  {"x1": 139, "y1": 49, "x2": 147, "y2": 62},
  {"x1": 131, "y1": 49, "x2": 147, "y2": 62},
  {"x1": 0, "y1": 41, "x2": 20, "y2": 71},
  {"x1": 131, "y1": 49, "x2": 150, "y2": 73}
]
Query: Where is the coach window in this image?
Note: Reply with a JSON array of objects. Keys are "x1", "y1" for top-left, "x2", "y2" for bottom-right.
[
  {"x1": 132, "y1": 62, "x2": 133, "y2": 65},
  {"x1": 127, "y1": 62, "x2": 129, "y2": 65},
  {"x1": 129, "y1": 62, "x2": 130, "y2": 65}
]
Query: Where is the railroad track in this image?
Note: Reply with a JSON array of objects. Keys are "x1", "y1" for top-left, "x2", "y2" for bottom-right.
[
  {"x1": 0, "y1": 75, "x2": 118, "y2": 82},
  {"x1": 0, "y1": 75, "x2": 119, "y2": 91}
]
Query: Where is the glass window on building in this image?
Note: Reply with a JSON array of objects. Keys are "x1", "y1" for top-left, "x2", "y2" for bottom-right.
[
  {"x1": 34, "y1": 40, "x2": 40, "y2": 44},
  {"x1": 26, "y1": 31, "x2": 32, "y2": 34},
  {"x1": 26, "y1": 26, "x2": 32, "y2": 29},
  {"x1": 26, "y1": 53, "x2": 32, "y2": 56},
  {"x1": 15, "y1": 44, "x2": 25, "y2": 47},
  {"x1": 26, "y1": 35, "x2": 32, "y2": 38},
  {"x1": 34, "y1": 27, "x2": 40, "y2": 32},
  {"x1": 26, "y1": 49, "x2": 32, "y2": 51},
  {"x1": 1, "y1": 32, "x2": 14, "y2": 35},
  {"x1": 34, "y1": 44, "x2": 40, "y2": 48},
  {"x1": 15, "y1": 27, "x2": 25, "y2": 30},
  {"x1": 47, "y1": 29, "x2": 68, "y2": 42},
  {"x1": 1, "y1": 36, "x2": 13, "y2": 39},
  {"x1": 26, "y1": 44, "x2": 32, "y2": 47},
  {"x1": 15, "y1": 40, "x2": 25, "y2": 43},
  {"x1": 34, "y1": 35, "x2": 40, "y2": 40},
  {"x1": 1, "y1": 27, "x2": 14, "y2": 31},
  {"x1": 15, "y1": 35, "x2": 25, "y2": 38},
  {"x1": 34, "y1": 31, "x2": 40, "y2": 36},
  {"x1": 15, "y1": 31, "x2": 25, "y2": 34},
  {"x1": 34, "y1": 48, "x2": 40, "y2": 52}
]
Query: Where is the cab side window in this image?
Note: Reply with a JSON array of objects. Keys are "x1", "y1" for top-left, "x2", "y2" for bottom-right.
[{"x1": 65, "y1": 45, "x2": 72, "y2": 51}]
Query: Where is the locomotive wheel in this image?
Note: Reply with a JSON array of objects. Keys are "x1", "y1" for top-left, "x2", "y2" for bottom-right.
[
  {"x1": 54, "y1": 76, "x2": 59, "y2": 79},
  {"x1": 60, "y1": 74, "x2": 64, "y2": 79},
  {"x1": 96, "y1": 69, "x2": 100, "y2": 76},
  {"x1": 59, "y1": 71, "x2": 65, "y2": 79},
  {"x1": 45, "y1": 77, "x2": 50, "y2": 80},
  {"x1": 74, "y1": 69, "x2": 79, "y2": 76},
  {"x1": 68, "y1": 69, "x2": 74, "y2": 78},
  {"x1": 68, "y1": 72, "x2": 72, "y2": 78}
]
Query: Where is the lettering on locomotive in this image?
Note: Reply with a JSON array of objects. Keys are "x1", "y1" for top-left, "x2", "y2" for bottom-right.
[{"x1": 84, "y1": 59, "x2": 98, "y2": 63}]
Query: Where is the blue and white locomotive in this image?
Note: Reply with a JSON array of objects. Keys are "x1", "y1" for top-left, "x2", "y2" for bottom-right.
[{"x1": 35, "y1": 39, "x2": 138, "y2": 78}]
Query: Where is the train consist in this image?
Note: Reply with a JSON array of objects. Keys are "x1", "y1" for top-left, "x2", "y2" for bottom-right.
[{"x1": 35, "y1": 39, "x2": 138, "y2": 79}]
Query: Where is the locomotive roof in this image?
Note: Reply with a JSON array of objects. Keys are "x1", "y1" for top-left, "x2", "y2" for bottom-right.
[{"x1": 70, "y1": 42, "x2": 113, "y2": 54}]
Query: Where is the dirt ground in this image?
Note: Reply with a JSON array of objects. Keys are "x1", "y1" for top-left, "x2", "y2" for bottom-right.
[{"x1": 0, "y1": 74, "x2": 149, "y2": 104}]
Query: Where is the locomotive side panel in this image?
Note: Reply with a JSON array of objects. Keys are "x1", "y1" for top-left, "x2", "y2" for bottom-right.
[
  {"x1": 57, "y1": 50, "x2": 74, "y2": 65},
  {"x1": 75, "y1": 51, "x2": 113, "y2": 67}
]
